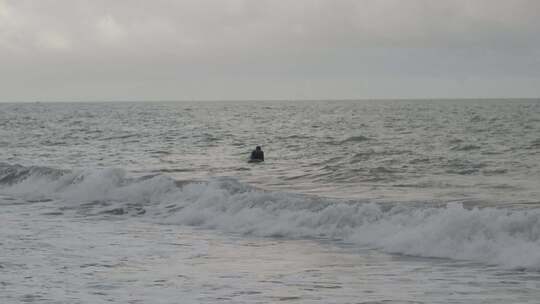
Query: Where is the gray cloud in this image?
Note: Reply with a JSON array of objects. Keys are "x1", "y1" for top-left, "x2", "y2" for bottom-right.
[{"x1": 1, "y1": 0, "x2": 539, "y2": 101}]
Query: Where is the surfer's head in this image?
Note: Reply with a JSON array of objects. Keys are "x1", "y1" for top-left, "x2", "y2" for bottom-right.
[{"x1": 256, "y1": 146, "x2": 261, "y2": 151}]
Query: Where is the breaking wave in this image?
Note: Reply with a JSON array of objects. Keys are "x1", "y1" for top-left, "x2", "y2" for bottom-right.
[{"x1": 1, "y1": 162, "x2": 540, "y2": 270}]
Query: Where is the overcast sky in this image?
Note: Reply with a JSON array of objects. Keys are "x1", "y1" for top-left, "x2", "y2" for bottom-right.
[{"x1": 1, "y1": 0, "x2": 539, "y2": 101}]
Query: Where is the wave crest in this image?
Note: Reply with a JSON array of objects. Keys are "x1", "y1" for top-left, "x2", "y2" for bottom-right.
[{"x1": 1, "y1": 163, "x2": 540, "y2": 270}]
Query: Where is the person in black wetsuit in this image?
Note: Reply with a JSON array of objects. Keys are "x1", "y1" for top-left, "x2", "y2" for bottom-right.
[{"x1": 250, "y1": 146, "x2": 264, "y2": 162}]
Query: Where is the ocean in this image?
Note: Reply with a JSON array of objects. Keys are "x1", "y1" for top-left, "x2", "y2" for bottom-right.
[{"x1": 1, "y1": 99, "x2": 539, "y2": 303}]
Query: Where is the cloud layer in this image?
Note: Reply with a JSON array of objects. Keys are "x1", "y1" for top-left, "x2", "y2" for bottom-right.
[{"x1": 1, "y1": 0, "x2": 539, "y2": 101}]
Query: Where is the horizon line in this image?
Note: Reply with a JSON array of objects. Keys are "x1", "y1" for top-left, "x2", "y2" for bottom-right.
[{"x1": 1, "y1": 97, "x2": 539, "y2": 103}]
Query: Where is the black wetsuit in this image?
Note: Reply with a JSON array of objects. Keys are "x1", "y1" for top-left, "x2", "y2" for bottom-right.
[{"x1": 250, "y1": 149, "x2": 264, "y2": 161}]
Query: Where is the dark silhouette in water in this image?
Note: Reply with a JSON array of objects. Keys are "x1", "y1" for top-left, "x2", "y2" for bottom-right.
[{"x1": 250, "y1": 146, "x2": 264, "y2": 162}]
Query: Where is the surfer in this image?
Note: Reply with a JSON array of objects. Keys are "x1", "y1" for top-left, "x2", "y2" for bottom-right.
[{"x1": 250, "y1": 146, "x2": 264, "y2": 162}]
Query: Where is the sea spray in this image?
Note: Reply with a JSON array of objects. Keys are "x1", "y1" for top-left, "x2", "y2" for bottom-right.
[{"x1": 2, "y1": 163, "x2": 540, "y2": 270}]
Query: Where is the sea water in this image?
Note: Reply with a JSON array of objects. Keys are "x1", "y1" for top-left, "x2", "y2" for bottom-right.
[{"x1": 1, "y1": 99, "x2": 539, "y2": 303}]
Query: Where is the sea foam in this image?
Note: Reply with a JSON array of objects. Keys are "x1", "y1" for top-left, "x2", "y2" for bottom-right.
[{"x1": 2, "y1": 163, "x2": 540, "y2": 270}]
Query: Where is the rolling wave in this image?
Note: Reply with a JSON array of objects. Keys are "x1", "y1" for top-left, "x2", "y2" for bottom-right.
[{"x1": 1, "y1": 162, "x2": 540, "y2": 270}]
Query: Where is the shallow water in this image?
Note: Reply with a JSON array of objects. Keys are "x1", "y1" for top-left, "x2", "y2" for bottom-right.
[{"x1": 2, "y1": 200, "x2": 540, "y2": 304}]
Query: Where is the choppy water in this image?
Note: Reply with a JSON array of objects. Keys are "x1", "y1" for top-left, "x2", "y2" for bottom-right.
[
  {"x1": 2, "y1": 100, "x2": 539, "y2": 203},
  {"x1": 1, "y1": 99, "x2": 540, "y2": 303}
]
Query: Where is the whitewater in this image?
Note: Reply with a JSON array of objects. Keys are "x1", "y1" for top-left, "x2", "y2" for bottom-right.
[{"x1": 1, "y1": 99, "x2": 540, "y2": 303}]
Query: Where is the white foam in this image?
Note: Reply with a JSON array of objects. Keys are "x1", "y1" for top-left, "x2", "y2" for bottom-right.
[
  {"x1": 2, "y1": 165, "x2": 540, "y2": 270},
  {"x1": 159, "y1": 179, "x2": 540, "y2": 270}
]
